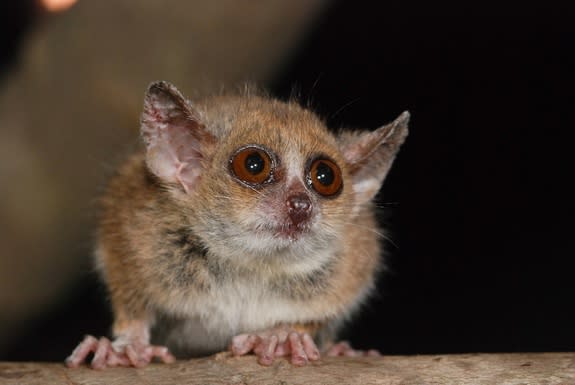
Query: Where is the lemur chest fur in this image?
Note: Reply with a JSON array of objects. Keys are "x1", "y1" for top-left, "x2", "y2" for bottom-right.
[{"x1": 151, "y1": 236, "x2": 339, "y2": 329}]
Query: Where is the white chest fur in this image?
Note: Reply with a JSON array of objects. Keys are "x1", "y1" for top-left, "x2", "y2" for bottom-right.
[{"x1": 156, "y1": 279, "x2": 328, "y2": 356}]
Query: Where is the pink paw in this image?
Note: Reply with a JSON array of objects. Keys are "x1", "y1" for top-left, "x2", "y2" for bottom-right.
[
  {"x1": 65, "y1": 335, "x2": 175, "y2": 369},
  {"x1": 230, "y1": 328, "x2": 320, "y2": 366},
  {"x1": 325, "y1": 341, "x2": 381, "y2": 357}
]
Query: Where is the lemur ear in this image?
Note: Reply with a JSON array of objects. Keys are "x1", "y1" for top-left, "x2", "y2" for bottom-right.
[
  {"x1": 140, "y1": 81, "x2": 214, "y2": 194},
  {"x1": 340, "y1": 111, "x2": 409, "y2": 205}
]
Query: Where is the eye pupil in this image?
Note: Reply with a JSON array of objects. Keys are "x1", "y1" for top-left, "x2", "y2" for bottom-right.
[
  {"x1": 315, "y1": 161, "x2": 334, "y2": 186},
  {"x1": 245, "y1": 152, "x2": 265, "y2": 175}
]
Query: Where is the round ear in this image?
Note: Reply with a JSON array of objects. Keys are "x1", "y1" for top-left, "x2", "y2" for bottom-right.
[
  {"x1": 141, "y1": 81, "x2": 215, "y2": 194},
  {"x1": 340, "y1": 111, "x2": 409, "y2": 204}
]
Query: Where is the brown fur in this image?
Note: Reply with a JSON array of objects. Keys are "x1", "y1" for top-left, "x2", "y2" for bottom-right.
[{"x1": 94, "y1": 82, "x2": 408, "y2": 357}]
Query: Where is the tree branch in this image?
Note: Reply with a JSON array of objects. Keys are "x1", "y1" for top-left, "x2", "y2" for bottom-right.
[{"x1": 0, "y1": 352, "x2": 573, "y2": 385}]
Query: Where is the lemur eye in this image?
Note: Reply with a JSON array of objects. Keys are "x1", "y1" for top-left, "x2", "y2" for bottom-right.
[
  {"x1": 229, "y1": 146, "x2": 273, "y2": 186},
  {"x1": 307, "y1": 158, "x2": 343, "y2": 198}
]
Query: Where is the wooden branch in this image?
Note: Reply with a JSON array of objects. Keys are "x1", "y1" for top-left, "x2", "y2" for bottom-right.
[{"x1": 1, "y1": 353, "x2": 573, "y2": 385}]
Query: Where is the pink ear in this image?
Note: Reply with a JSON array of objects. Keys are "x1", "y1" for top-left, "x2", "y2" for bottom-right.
[
  {"x1": 140, "y1": 81, "x2": 213, "y2": 194},
  {"x1": 341, "y1": 111, "x2": 409, "y2": 204}
]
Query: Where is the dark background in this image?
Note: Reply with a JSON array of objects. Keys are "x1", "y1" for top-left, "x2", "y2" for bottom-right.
[{"x1": 2, "y1": 0, "x2": 574, "y2": 360}]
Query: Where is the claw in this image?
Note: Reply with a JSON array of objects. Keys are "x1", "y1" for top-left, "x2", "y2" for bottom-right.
[
  {"x1": 302, "y1": 333, "x2": 320, "y2": 361},
  {"x1": 229, "y1": 327, "x2": 321, "y2": 366},
  {"x1": 231, "y1": 334, "x2": 259, "y2": 356},
  {"x1": 325, "y1": 341, "x2": 381, "y2": 357},
  {"x1": 66, "y1": 334, "x2": 175, "y2": 369},
  {"x1": 288, "y1": 332, "x2": 308, "y2": 366},
  {"x1": 66, "y1": 335, "x2": 99, "y2": 368},
  {"x1": 257, "y1": 335, "x2": 278, "y2": 366}
]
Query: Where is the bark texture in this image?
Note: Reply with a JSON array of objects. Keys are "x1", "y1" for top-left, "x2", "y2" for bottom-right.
[{"x1": 1, "y1": 352, "x2": 574, "y2": 385}]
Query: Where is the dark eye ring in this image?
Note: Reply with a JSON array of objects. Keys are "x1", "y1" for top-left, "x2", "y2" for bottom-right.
[
  {"x1": 307, "y1": 157, "x2": 343, "y2": 198},
  {"x1": 229, "y1": 146, "x2": 274, "y2": 186}
]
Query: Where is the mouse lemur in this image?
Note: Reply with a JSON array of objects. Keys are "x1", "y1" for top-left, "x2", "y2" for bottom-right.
[{"x1": 66, "y1": 81, "x2": 409, "y2": 368}]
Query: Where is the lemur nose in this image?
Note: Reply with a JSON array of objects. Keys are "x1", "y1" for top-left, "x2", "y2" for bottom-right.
[{"x1": 286, "y1": 193, "x2": 312, "y2": 225}]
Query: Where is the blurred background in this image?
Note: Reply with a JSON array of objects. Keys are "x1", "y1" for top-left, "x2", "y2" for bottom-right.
[{"x1": 0, "y1": 0, "x2": 573, "y2": 361}]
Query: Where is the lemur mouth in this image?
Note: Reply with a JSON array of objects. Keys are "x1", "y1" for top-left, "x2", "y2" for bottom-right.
[
  {"x1": 253, "y1": 220, "x2": 312, "y2": 242},
  {"x1": 271, "y1": 223, "x2": 311, "y2": 241}
]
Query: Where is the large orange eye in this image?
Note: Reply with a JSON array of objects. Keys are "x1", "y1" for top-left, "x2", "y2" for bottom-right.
[
  {"x1": 229, "y1": 146, "x2": 273, "y2": 186},
  {"x1": 307, "y1": 158, "x2": 343, "y2": 197}
]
